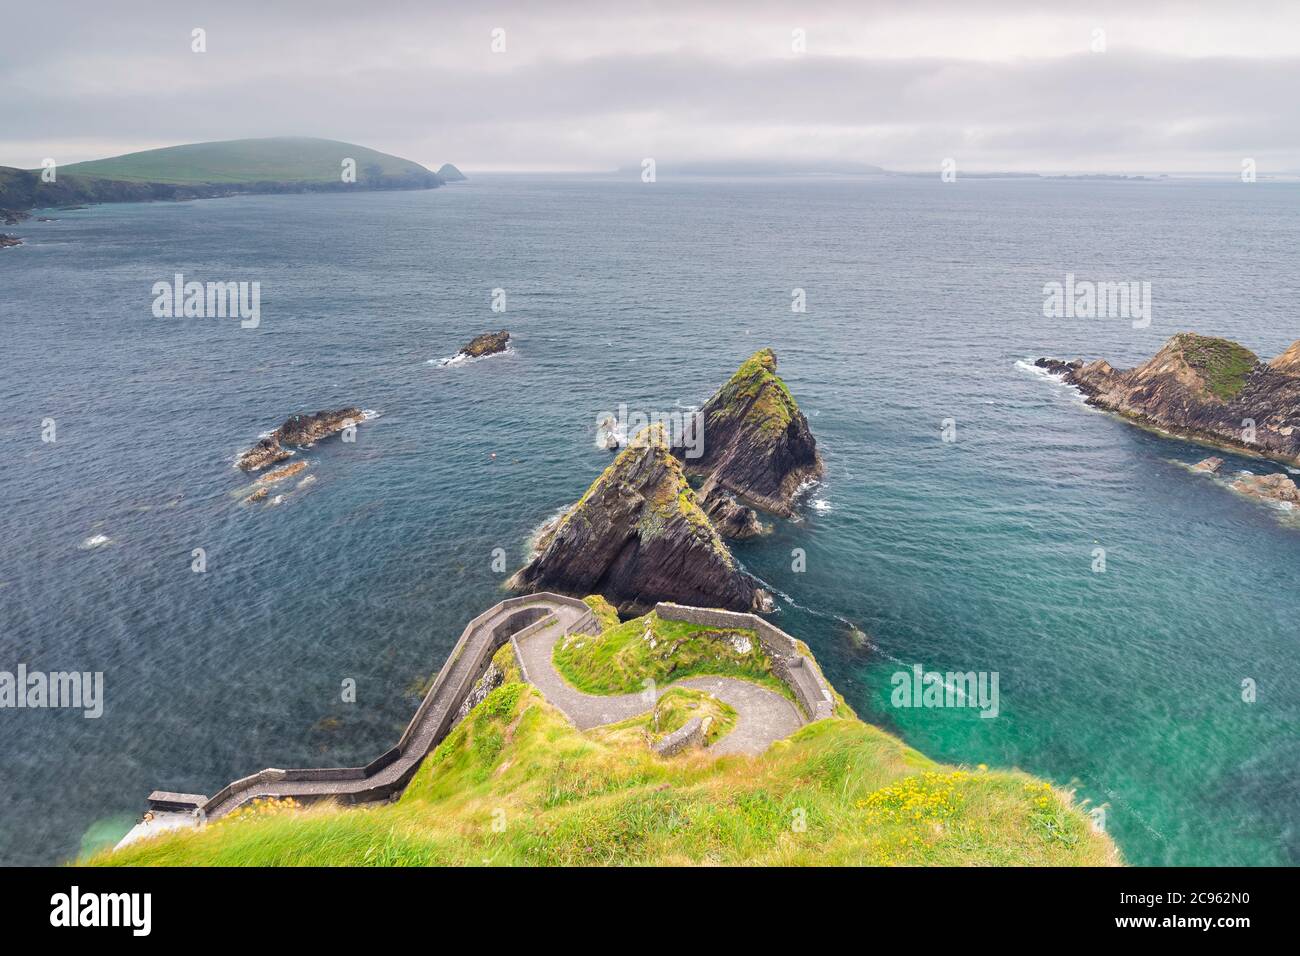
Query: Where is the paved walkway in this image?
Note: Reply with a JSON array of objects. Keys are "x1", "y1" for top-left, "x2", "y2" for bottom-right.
[{"x1": 514, "y1": 618, "x2": 805, "y2": 756}]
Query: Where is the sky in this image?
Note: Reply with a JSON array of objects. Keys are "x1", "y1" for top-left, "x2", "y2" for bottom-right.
[{"x1": 2, "y1": 0, "x2": 1298, "y2": 174}]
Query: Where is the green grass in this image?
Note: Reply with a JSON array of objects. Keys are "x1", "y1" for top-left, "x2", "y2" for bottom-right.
[
  {"x1": 591, "y1": 686, "x2": 738, "y2": 748},
  {"x1": 709, "y1": 348, "x2": 798, "y2": 436},
  {"x1": 56, "y1": 137, "x2": 430, "y2": 185},
  {"x1": 552, "y1": 610, "x2": 788, "y2": 698},
  {"x1": 92, "y1": 680, "x2": 1119, "y2": 866},
  {"x1": 582, "y1": 595, "x2": 621, "y2": 631},
  {"x1": 1174, "y1": 333, "x2": 1259, "y2": 401}
]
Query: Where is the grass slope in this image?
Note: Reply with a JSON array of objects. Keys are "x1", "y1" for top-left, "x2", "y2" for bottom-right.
[
  {"x1": 58, "y1": 137, "x2": 430, "y2": 185},
  {"x1": 93, "y1": 644, "x2": 1118, "y2": 867},
  {"x1": 553, "y1": 610, "x2": 787, "y2": 698}
]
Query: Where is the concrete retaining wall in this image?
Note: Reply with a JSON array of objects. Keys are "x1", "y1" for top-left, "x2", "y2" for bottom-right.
[{"x1": 653, "y1": 602, "x2": 836, "y2": 721}]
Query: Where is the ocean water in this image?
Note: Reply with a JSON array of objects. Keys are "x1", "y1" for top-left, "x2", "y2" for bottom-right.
[{"x1": 2, "y1": 176, "x2": 1298, "y2": 866}]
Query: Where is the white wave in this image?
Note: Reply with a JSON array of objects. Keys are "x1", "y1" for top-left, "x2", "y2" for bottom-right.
[
  {"x1": 1014, "y1": 358, "x2": 1063, "y2": 382},
  {"x1": 79, "y1": 534, "x2": 111, "y2": 550},
  {"x1": 594, "y1": 414, "x2": 626, "y2": 451},
  {"x1": 811, "y1": 497, "x2": 832, "y2": 514},
  {"x1": 524, "y1": 506, "x2": 569, "y2": 559},
  {"x1": 428, "y1": 346, "x2": 515, "y2": 368}
]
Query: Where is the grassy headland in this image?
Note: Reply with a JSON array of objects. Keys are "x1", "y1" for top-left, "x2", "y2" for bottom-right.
[{"x1": 93, "y1": 626, "x2": 1118, "y2": 867}]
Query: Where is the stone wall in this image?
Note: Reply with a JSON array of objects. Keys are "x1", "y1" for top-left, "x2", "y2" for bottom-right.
[
  {"x1": 653, "y1": 602, "x2": 836, "y2": 721},
  {"x1": 193, "y1": 593, "x2": 592, "y2": 820}
]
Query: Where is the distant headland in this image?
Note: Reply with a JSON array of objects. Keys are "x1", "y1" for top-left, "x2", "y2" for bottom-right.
[{"x1": 0, "y1": 137, "x2": 456, "y2": 217}]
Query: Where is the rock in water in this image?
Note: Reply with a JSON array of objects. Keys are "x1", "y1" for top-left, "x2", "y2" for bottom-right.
[
  {"x1": 437, "y1": 163, "x2": 468, "y2": 182},
  {"x1": 677, "y1": 348, "x2": 822, "y2": 519},
  {"x1": 236, "y1": 407, "x2": 364, "y2": 471},
  {"x1": 1230, "y1": 472, "x2": 1300, "y2": 506},
  {"x1": 458, "y1": 331, "x2": 510, "y2": 358},
  {"x1": 508, "y1": 424, "x2": 770, "y2": 615},
  {"x1": 0, "y1": 234, "x2": 22, "y2": 248},
  {"x1": 1190, "y1": 456, "x2": 1224, "y2": 474},
  {"x1": 1038, "y1": 333, "x2": 1300, "y2": 467},
  {"x1": 703, "y1": 491, "x2": 765, "y2": 539}
]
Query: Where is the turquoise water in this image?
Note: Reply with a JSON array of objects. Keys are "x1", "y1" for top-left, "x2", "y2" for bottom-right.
[{"x1": 2, "y1": 176, "x2": 1297, "y2": 865}]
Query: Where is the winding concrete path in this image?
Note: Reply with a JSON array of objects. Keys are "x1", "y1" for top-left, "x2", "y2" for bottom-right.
[{"x1": 514, "y1": 618, "x2": 805, "y2": 756}]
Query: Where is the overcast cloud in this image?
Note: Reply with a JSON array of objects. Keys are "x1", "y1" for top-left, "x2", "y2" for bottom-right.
[{"x1": 2, "y1": 0, "x2": 1297, "y2": 173}]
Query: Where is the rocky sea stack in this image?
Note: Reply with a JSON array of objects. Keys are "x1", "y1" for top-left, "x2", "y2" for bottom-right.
[
  {"x1": 678, "y1": 348, "x2": 823, "y2": 522},
  {"x1": 236, "y1": 407, "x2": 364, "y2": 471},
  {"x1": 437, "y1": 163, "x2": 468, "y2": 182},
  {"x1": 1037, "y1": 333, "x2": 1300, "y2": 466},
  {"x1": 458, "y1": 330, "x2": 510, "y2": 358},
  {"x1": 507, "y1": 425, "x2": 770, "y2": 615}
]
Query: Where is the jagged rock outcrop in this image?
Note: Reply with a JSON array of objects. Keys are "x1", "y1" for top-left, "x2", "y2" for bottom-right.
[
  {"x1": 676, "y1": 348, "x2": 823, "y2": 523},
  {"x1": 236, "y1": 407, "x2": 364, "y2": 471},
  {"x1": 508, "y1": 425, "x2": 770, "y2": 615},
  {"x1": 1231, "y1": 472, "x2": 1300, "y2": 506},
  {"x1": 702, "y1": 491, "x2": 765, "y2": 540},
  {"x1": 458, "y1": 330, "x2": 510, "y2": 358},
  {"x1": 1037, "y1": 333, "x2": 1300, "y2": 466}
]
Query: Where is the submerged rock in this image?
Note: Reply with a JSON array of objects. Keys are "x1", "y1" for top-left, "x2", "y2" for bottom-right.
[
  {"x1": 508, "y1": 424, "x2": 770, "y2": 615},
  {"x1": 1039, "y1": 333, "x2": 1300, "y2": 467},
  {"x1": 1230, "y1": 472, "x2": 1300, "y2": 506},
  {"x1": 236, "y1": 407, "x2": 364, "y2": 471},
  {"x1": 676, "y1": 347, "x2": 823, "y2": 523},
  {"x1": 458, "y1": 330, "x2": 510, "y2": 358}
]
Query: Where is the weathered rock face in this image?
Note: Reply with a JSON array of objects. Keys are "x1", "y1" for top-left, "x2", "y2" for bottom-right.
[
  {"x1": 677, "y1": 348, "x2": 823, "y2": 521},
  {"x1": 702, "y1": 491, "x2": 765, "y2": 540},
  {"x1": 459, "y1": 331, "x2": 510, "y2": 358},
  {"x1": 508, "y1": 425, "x2": 770, "y2": 615},
  {"x1": 1038, "y1": 333, "x2": 1300, "y2": 467},
  {"x1": 236, "y1": 407, "x2": 364, "y2": 471}
]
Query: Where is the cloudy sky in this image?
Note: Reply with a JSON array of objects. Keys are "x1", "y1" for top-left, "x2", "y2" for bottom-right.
[{"x1": 3, "y1": 0, "x2": 1298, "y2": 174}]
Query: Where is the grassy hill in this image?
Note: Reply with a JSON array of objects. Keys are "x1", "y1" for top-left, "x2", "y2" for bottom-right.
[
  {"x1": 0, "y1": 137, "x2": 442, "y2": 213},
  {"x1": 58, "y1": 137, "x2": 431, "y2": 185},
  {"x1": 93, "y1": 606, "x2": 1119, "y2": 867}
]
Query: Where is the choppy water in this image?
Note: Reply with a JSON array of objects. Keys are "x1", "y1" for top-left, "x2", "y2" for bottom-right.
[{"x1": 2, "y1": 176, "x2": 1298, "y2": 866}]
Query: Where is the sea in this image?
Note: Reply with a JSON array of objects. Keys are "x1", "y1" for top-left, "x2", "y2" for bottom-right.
[{"x1": 2, "y1": 174, "x2": 1297, "y2": 866}]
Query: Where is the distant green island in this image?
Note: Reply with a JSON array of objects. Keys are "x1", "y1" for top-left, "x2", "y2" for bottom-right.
[{"x1": 0, "y1": 137, "x2": 458, "y2": 215}]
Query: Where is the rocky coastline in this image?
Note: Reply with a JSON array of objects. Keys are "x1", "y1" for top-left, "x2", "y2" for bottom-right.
[{"x1": 1036, "y1": 332, "x2": 1300, "y2": 467}]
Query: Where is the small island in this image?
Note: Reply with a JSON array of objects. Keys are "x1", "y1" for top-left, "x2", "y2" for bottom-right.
[
  {"x1": 457, "y1": 330, "x2": 510, "y2": 358},
  {"x1": 236, "y1": 407, "x2": 365, "y2": 471}
]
